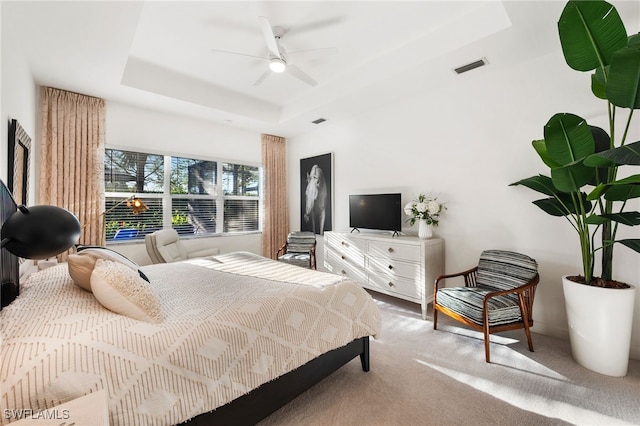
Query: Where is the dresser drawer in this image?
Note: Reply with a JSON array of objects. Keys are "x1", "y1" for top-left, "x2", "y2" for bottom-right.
[
  {"x1": 325, "y1": 233, "x2": 366, "y2": 263},
  {"x1": 325, "y1": 251, "x2": 368, "y2": 283},
  {"x1": 367, "y1": 256, "x2": 422, "y2": 280},
  {"x1": 368, "y1": 273, "x2": 421, "y2": 300},
  {"x1": 368, "y1": 240, "x2": 421, "y2": 262}
]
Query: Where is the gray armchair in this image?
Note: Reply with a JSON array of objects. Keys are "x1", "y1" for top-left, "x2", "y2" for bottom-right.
[
  {"x1": 145, "y1": 229, "x2": 219, "y2": 264},
  {"x1": 276, "y1": 231, "x2": 317, "y2": 269},
  {"x1": 433, "y1": 249, "x2": 539, "y2": 363}
]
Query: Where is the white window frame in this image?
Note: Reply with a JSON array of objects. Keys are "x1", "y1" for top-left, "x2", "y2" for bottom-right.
[{"x1": 104, "y1": 147, "x2": 262, "y2": 242}]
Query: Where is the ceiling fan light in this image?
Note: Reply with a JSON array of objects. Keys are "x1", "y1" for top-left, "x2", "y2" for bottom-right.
[{"x1": 269, "y1": 58, "x2": 286, "y2": 73}]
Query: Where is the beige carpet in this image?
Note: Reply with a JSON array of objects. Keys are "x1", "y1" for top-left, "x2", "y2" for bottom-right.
[{"x1": 260, "y1": 292, "x2": 640, "y2": 426}]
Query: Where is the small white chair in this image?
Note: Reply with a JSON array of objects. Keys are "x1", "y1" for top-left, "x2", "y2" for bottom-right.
[{"x1": 145, "y1": 229, "x2": 219, "y2": 263}]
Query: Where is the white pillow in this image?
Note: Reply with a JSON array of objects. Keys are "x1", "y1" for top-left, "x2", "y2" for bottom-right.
[
  {"x1": 90, "y1": 259, "x2": 163, "y2": 323},
  {"x1": 68, "y1": 248, "x2": 149, "y2": 292}
]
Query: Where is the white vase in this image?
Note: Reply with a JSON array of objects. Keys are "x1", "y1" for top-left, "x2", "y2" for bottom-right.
[
  {"x1": 418, "y1": 219, "x2": 432, "y2": 239},
  {"x1": 562, "y1": 276, "x2": 636, "y2": 377}
]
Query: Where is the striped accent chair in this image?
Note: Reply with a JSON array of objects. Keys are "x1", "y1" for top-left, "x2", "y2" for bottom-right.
[
  {"x1": 433, "y1": 250, "x2": 539, "y2": 362},
  {"x1": 276, "y1": 231, "x2": 317, "y2": 269}
]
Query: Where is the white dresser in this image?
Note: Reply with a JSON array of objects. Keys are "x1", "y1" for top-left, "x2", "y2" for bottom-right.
[{"x1": 324, "y1": 231, "x2": 444, "y2": 319}]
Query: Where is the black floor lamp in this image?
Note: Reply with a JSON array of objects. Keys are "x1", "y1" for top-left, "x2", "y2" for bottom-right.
[{"x1": 1, "y1": 204, "x2": 81, "y2": 259}]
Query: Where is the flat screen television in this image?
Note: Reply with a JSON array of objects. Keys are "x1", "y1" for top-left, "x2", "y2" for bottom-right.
[{"x1": 349, "y1": 193, "x2": 402, "y2": 234}]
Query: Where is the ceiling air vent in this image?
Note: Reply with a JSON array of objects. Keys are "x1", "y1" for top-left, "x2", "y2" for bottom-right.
[
  {"x1": 311, "y1": 118, "x2": 327, "y2": 124},
  {"x1": 453, "y1": 58, "x2": 488, "y2": 75}
]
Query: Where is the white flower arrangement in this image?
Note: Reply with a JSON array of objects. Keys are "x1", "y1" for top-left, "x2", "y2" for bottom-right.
[{"x1": 404, "y1": 193, "x2": 446, "y2": 227}]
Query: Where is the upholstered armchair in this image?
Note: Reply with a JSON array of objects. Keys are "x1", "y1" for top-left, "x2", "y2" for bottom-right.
[
  {"x1": 145, "y1": 229, "x2": 220, "y2": 263},
  {"x1": 276, "y1": 231, "x2": 317, "y2": 269},
  {"x1": 433, "y1": 250, "x2": 539, "y2": 363}
]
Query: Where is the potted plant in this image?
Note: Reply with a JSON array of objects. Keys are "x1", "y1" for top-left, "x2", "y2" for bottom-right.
[{"x1": 511, "y1": 0, "x2": 640, "y2": 376}]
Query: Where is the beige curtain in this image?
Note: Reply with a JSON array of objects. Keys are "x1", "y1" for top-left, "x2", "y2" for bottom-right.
[
  {"x1": 261, "y1": 134, "x2": 289, "y2": 259},
  {"x1": 40, "y1": 87, "x2": 105, "y2": 248}
]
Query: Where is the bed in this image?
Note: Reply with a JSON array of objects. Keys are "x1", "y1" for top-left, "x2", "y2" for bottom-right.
[{"x1": 0, "y1": 182, "x2": 381, "y2": 425}]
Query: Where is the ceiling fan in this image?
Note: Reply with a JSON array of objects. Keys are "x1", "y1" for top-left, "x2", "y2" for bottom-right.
[{"x1": 211, "y1": 16, "x2": 336, "y2": 87}]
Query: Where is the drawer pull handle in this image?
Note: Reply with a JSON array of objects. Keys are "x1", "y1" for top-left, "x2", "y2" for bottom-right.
[
  {"x1": 341, "y1": 255, "x2": 346, "y2": 260},
  {"x1": 341, "y1": 241, "x2": 346, "y2": 246},
  {"x1": 388, "y1": 282, "x2": 394, "y2": 287},
  {"x1": 341, "y1": 270, "x2": 347, "y2": 275},
  {"x1": 388, "y1": 265, "x2": 393, "y2": 270},
  {"x1": 388, "y1": 247, "x2": 394, "y2": 253}
]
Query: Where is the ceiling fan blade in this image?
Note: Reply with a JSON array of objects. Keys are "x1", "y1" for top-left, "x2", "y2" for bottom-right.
[
  {"x1": 253, "y1": 69, "x2": 271, "y2": 86},
  {"x1": 211, "y1": 49, "x2": 269, "y2": 61},
  {"x1": 286, "y1": 64, "x2": 317, "y2": 87},
  {"x1": 258, "y1": 16, "x2": 281, "y2": 59}
]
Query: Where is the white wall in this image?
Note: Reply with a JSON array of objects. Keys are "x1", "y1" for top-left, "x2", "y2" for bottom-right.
[
  {"x1": 1, "y1": 5, "x2": 37, "y2": 197},
  {"x1": 287, "y1": 48, "x2": 640, "y2": 359},
  {"x1": 104, "y1": 102, "x2": 264, "y2": 263}
]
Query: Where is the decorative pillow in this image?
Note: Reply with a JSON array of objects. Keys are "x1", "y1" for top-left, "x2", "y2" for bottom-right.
[
  {"x1": 90, "y1": 259, "x2": 163, "y2": 323},
  {"x1": 67, "y1": 248, "x2": 149, "y2": 292},
  {"x1": 76, "y1": 247, "x2": 139, "y2": 270},
  {"x1": 67, "y1": 254, "x2": 96, "y2": 291}
]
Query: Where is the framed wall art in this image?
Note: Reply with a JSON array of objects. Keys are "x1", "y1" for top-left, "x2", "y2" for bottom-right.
[
  {"x1": 300, "y1": 153, "x2": 333, "y2": 235},
  {"x1": 7, "y1": 119, "x2": 32, "y2": 206}
]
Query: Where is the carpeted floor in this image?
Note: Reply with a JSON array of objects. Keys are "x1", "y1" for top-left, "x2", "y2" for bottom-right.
[{"x1": 260, "y1": 291, "x2": 640, "y2": 426}]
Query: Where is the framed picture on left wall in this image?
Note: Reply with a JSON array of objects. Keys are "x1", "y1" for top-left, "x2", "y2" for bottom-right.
[
  {"x1": 7, "y1": 119, "x2": 32, "y2": 206},
  {"x1": 300, "y1": 153, "x2": 333, "y2": 235}
]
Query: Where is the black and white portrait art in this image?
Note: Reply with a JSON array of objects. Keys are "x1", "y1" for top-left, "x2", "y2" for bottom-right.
[{"x1": 300, "y1": 153, "x2": 332, "y2": 235}]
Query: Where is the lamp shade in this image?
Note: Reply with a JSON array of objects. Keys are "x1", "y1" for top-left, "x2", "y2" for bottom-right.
[{"x1": 1, "y1": 205, "x2": 81, "y2": 259}]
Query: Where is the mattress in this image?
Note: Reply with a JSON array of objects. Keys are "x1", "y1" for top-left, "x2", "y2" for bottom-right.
[{"x1": 0, "y1": 252, "x2": 381, "y2": 425}]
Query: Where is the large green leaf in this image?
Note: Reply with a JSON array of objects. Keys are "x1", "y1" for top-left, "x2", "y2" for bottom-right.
[
  {"x1": 532, "y1": 192, "x2": 590, "y2": 217},
  {"x1": 586, "y1": 214, "x2": 608, "y2": 225},
  {"x1": 606, "y1": 45, "x2": 640, "y2": 109},
  {"x1": 510, "y1": 175, "x2": 558, "y2": 196},
  {"x1": 591, "y1": 70, "x2": 607, "y2": 99},
  {"x1": 551, "y1": 161, "x2": 595, "y2": 192},
  {"x1": 585, "y1": 140, "x2": 640, "y2": 166},
  {"x1": 592, "y1": 175, "x2": 640, "y2": 201},
  {"x1": 599, "y1": 212, "x2": 640, "y2": 226},
  {"x1": 532, "y1": 140, "x2": 560, "y2": 168},
  {"x1": 587, "y1": 125, "x2": 613, "y2": 186},
  {"x1": 544, "y1": 113, "x2": 595, "y2": 165},
  {"x1": 533, "y1": 198, "x2": 570, "y2": 217},
  {"x1": 619, "y1": 239, "x2": 640, "y2": 254},
  {"x1": 558, "y1": 0, "x2": 628, "y2": 72},
  {"x1": 603, "y1": 176, "x2": 640, "y2": 201}
]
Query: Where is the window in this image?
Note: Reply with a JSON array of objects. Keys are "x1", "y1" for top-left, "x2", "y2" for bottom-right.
[{"x1": 104, "y1": 148, "x2": 261, "y2": 242}]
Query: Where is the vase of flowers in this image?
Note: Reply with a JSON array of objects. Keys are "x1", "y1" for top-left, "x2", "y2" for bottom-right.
[{"x1": 404, "y1": 194, "x2": 446, "y2": 239}]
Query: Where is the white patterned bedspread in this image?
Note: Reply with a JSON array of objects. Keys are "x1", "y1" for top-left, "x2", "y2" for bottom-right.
[{"x1": 0, "y1": 252, "x2": 381, "y2": 425}]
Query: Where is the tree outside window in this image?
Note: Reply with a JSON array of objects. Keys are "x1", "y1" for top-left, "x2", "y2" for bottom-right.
[{"x1": 104, "y1": 149, "x2": 260, "y2": 242}]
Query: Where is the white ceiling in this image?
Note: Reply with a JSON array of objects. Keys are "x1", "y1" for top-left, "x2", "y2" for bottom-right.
[{"x1": 4, "y1": 1, "x2": 640, "y2": 137}]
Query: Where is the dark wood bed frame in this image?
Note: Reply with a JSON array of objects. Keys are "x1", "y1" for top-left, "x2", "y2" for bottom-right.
[
  {"x1": 1, "y1": 180, "x2": 20, "y2": 310},
  {"x1": 185, "y1": 336, "x2": 370, "y2": 425},
  {"x1": 0, "y1": 180, "x2": 372, "y2": 424}
]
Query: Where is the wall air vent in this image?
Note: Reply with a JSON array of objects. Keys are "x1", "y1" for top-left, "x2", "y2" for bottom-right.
[
  {"x1": 453, "y1": 58, "x2": 488, "y2": 75},
  {"x1": 311, "y1": 118, "x2": 327, "y2": 124}
]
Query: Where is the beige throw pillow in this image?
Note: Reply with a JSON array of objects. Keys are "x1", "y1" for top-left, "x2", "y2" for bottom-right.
[
  {"x1": 67, "y1": 254, "x2": 96, "y2": 291},
  {"x1": 67, "y1": 247, "x2": 144, "y2": 292},
  {"x1": 90, "y1": 259, "x2": 162, "y2": 323}
]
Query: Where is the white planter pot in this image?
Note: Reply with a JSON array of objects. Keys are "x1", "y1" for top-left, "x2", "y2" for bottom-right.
[
  {"x1": 562, "y1": 276, "x2": 636, "y2": 377},
  {"x1": 418, "y1": 219, "x2": 432, "y2": 239}
]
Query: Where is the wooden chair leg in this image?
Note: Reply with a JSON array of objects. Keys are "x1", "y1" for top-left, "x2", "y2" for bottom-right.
[
  {"x1": 483, "y1": 315, "x2": 491, "y2": 363},
  {"x1": 523, "y1": 325, "x2": 534, "y2": 352},
  {"x1": 433, "y1": 307, "x2": 438, "y2": 330},
  {"x1": 518, "y1": 294, "x2": 534, "y2": 352}
]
